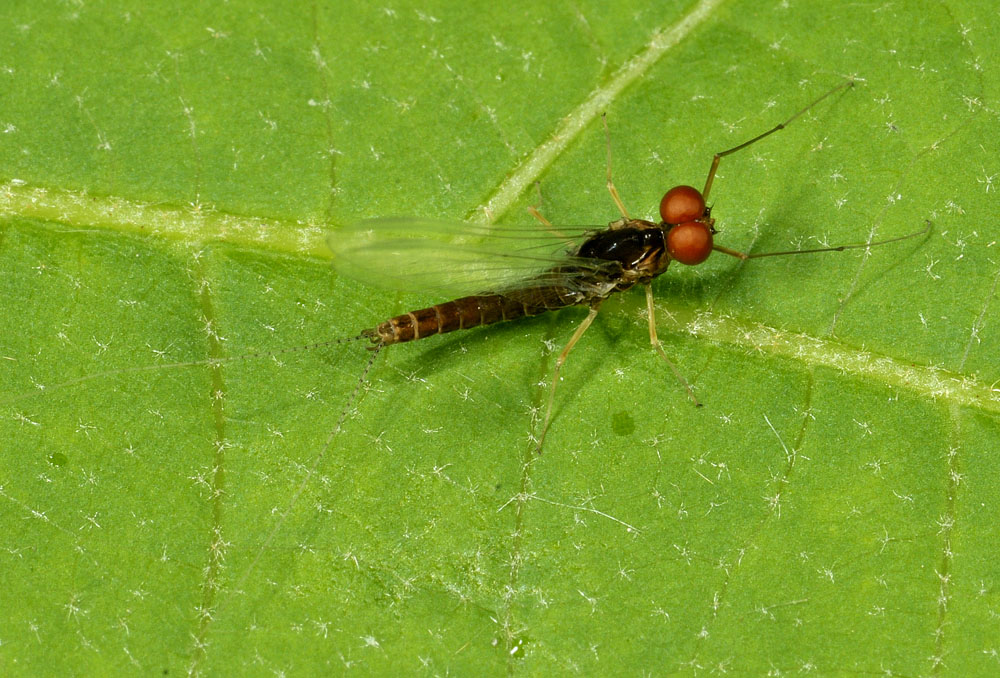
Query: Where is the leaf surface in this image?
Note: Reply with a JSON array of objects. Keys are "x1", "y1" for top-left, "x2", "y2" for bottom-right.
[{"x1": 2, "y1": 1, "x2": 999, "y2": 675}]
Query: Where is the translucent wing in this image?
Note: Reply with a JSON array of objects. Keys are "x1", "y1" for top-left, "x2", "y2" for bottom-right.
[{"x1": 327, "y1": 217, "x2": 618, "y2": 296}]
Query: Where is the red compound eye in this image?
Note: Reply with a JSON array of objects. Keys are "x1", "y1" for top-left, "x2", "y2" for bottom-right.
[
  {"x1": 659, "y1": 185, "x2": 706, "y2": 225},
  {"x1": 666, "y1": 221, "x2": 713, "y2": 266}
]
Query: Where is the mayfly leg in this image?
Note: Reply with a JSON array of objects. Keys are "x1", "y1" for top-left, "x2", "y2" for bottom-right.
[
  {"x1": 536, "y1": 304, "x2": 601, "y2": 454},
  {"x1": 534, "y1": 283, "x2": 705, "y2": 454},
  {"x1": 527, "y1": 181, "x2": 555, "y2": 229},
  {"x1": 533, "y1": 107, "x2": 697, "y2": 451},
  {"x1": 533, "y1": 112, "x2": 630, "y2": 453},
  {"x1": 602, "y1": 113, "x2": 630, "y2": 219},
  {"x1": 526, "y1": 114, "x2": 629, "y2": 232},
  {"x1": 701, "y1": 79, "x2": 855, "y2": 202},
  {"x1": 527, "y1": 182, "x2": 577, "y2": 247},
  {"x1": 644, "y1": 284, "x2": 701, "y2": 406}
]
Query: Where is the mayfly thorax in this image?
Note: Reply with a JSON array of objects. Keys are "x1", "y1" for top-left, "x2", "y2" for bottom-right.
[{"x1": 330, "y1": 78, "x2": 931, "y2": 452}]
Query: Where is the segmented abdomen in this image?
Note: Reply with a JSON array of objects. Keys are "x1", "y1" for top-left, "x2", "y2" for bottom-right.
[{"x1": 363, "y1": 285, "x2": 583, "y2": 345}]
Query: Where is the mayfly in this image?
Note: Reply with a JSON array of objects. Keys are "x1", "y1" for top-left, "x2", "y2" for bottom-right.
[
  {"x1": 3, "y1": 79, "x2": 933, "y2": 605},
  {"x1": 329, "y1": 79, "x2": 930, "y2": 451}
]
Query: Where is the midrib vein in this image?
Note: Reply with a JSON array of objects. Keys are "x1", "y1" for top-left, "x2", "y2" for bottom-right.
[
  {"x1": 0, "y1": 181, "x2": 331, "y2": 258},
  {"x1": 677, "y1": 309, "x2": 999, "y2": 413},
  {"x1": 3, "y1": 180, "x2": 992, "y2": 413}
]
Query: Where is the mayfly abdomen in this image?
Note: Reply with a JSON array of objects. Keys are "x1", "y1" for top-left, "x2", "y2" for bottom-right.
[{"x1": 363, "y1": 284, "x2": 585, "y2": 345}]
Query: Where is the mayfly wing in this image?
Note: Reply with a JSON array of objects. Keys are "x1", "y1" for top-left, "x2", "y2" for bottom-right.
[{"x1": 327, "y1": 217, "x2": 615, "y2": 297}]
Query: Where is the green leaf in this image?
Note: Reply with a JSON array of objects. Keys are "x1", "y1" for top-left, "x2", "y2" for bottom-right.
[{"x1": 3, "y1": 1, "x2": 999, "y2": 675}]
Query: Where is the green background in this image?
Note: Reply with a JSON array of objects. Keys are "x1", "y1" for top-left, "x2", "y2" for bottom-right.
[{"x1": 2, "y1": 0, "x2": 998, "y2": 675}]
